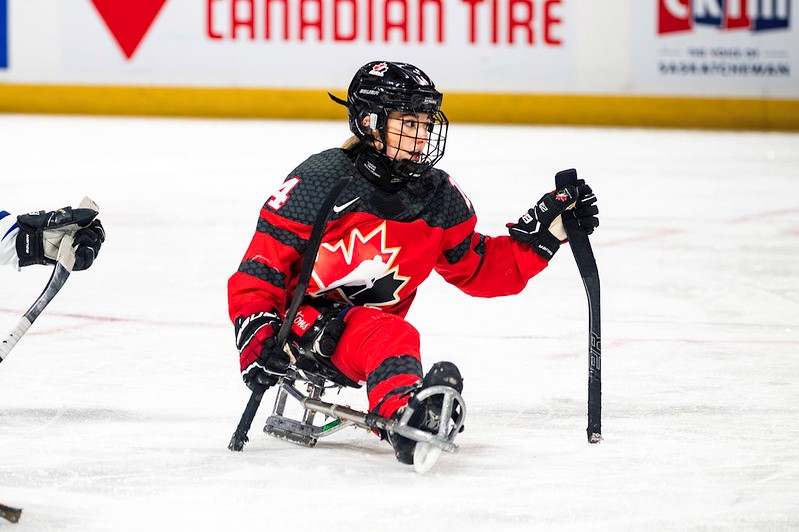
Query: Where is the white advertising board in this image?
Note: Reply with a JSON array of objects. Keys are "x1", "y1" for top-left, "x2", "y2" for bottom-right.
[
  {"x1": 1, "y1": 0, "x2": 797, "y2": 129},
  {"x1": 631, "y1": 0, "x2": 799, "y2": 97},
  {"x1": 2, "y1": 0, "x2": 575, "y2": 92}
]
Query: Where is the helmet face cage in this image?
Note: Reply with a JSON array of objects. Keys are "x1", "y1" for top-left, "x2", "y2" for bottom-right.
[
  {"x1": 347, "y1": 62, "x2": 449, "y2": 180},
  {"x1": 380, "y1": 108, "x2": 448, "y2": 178}
]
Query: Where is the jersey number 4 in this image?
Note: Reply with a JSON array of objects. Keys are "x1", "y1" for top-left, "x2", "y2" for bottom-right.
[{"x1": 266, "y1": 177, "x2": 300, "y2": 210}]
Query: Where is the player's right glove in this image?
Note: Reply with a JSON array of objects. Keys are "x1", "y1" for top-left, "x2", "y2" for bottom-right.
[
  {"x1": 507, "y1": 186, "x2": 577, "y2": 260},
  {"x1": 572, "y1": 179, "x2": 599, "y2": 235},
  {"x1": 16, "y1": 206, "x2": 105, "y2": 270},
  {"x1": 234, "y1": 310, "x2": 291, "y2": 392}
]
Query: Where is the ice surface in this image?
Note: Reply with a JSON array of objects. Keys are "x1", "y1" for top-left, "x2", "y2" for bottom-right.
[{"x1": 1, "y1": 114, "x2": 798, "y2": 530}]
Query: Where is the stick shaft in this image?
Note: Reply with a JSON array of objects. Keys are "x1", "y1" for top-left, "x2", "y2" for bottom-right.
[{"x1": 0, "y1": 240, "x2": 74, "y2": 362}]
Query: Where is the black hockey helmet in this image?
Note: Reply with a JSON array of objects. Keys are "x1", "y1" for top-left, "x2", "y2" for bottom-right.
[{"x1": 330, "y1": 61, "x2": 448, "y2": 188}]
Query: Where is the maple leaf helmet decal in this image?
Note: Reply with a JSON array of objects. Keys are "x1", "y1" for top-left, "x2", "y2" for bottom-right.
[{"x1": 329, "y1": 61, "x2": 449, "y2": 190}]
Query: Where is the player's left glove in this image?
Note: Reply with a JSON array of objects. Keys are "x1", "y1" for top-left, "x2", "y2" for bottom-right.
[
  {"x1": 16, "y1": 206, "x2": 105, "y2": 270},
  {"x1": 508, "y1": 186, "x2": 577, "y2": 260}
]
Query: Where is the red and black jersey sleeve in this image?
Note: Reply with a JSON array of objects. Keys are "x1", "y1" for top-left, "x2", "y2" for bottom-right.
[
  {"x1": 432, "y1": 176, "x2": 550, "y2": 297},
  {"x1": 227, "y1": 206, "x2": 304, "y2": 321}
]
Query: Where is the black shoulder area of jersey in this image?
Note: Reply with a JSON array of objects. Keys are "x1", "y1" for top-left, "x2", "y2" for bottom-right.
[
  {"x1": 410, "y1": 167, "x2": 475, "y2": 230},
  {"x1": 266, "y1": 148, "x2": 355, "y2": 226},
  {"x1": 265, "y1": 149, "x2": 474, "y2": 230}
]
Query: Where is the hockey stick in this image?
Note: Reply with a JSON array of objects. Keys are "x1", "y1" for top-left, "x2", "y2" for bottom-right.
[
  {"x1": 0, "y1": 502, "x2": 22, "y2": 523},
  {"x1": 228, "y1": 175, "x2": 354, "y2": 451},
  {"x1": 0, "y1": 197, "x2": 98, "y2": 364},
  {"x1": 555, "y1": 169, "x2": 602, "y2": 443}
]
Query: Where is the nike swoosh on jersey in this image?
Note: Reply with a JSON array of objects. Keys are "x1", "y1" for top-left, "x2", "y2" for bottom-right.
[{"x1": 332, "y1": 197, "x2": 361, "y2": 213}]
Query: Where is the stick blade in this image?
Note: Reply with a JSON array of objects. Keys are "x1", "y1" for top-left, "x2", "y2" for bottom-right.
[{"x1": 78, "y1": 196, "x2": 99, "y2": 212}]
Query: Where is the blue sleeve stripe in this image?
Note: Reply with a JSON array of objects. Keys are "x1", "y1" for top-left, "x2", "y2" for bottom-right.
[{"x1": 1, "y1": 210, "x2": 18, "y2": 239}]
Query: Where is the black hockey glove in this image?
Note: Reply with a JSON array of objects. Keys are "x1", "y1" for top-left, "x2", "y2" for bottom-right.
[
  {"x1": 288, "y1": 300, "x2": 350, "y2": 361},
  {"x1": 573, "y1": 179, "x2": 599, "y2": 235},
  {"x1": 72, "y1": 220, "x2": 105, "y2": 271},
  {"x1": 235, "y1": 310, "x2": 291, "y2": 392},
  {"x1": 507, "y1": 186, "x2": 577, "y2": 260},
  {"x1": 16, "y1": 206, "x2": 105, "y2": 270}
]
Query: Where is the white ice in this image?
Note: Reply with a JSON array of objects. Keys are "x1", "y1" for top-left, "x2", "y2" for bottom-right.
[{"x1": 1, "y1": 114, "x2": 797, "y2": 531}]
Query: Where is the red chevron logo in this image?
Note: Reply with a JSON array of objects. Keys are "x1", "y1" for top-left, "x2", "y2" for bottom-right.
[{"x1": 90, "y1": 0, "x2": 167, "y2": 59}]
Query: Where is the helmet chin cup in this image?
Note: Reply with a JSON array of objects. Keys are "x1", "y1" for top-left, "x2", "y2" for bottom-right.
[
  {"x1": 356, "y1": 147, "x2": 404, "y2": 192},
  {"x1": 391, "y1": 158, "x2": 427, "y2": 181}
]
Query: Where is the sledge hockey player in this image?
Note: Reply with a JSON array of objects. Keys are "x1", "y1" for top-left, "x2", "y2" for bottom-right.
[
  {"x1": 0, "y1": 206, "x2": 105, "y2": 270},
  {"x1": 228, "y1": 60, "x2": 599, "y2": 466}
]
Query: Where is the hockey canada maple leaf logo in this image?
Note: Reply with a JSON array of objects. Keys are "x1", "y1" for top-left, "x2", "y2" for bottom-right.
[
  {"x1": 555, "y1": 191, "x2": 571, "y2": 202},
  {"x1": 90, "y1": 0, "x2": 167, "y2": 59},
  {"x1": 311, "y1": 222, "x2": 409, "y2": 307}
]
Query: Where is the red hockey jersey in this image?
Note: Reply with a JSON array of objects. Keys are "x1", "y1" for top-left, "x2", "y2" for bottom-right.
[{"x1": 228, "y1": 148, "x2": 549, "y2": 322}]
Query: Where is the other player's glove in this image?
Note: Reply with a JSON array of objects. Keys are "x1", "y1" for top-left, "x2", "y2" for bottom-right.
[
  {"x1": 234, "y1": 310, "x2": 291, "y2": 392},
  {"x1": 572, "y1": 179, "x2": 599, "y2": 235},
  {"x1": 507, "y1": 186, "x2": 577, "y2": 260},
  {"x1": 288, "y1": 300, "x2": 350, "y2": 361},
  {"x1": 16, "y1": 206, "x2": 105, "y2": 270}
]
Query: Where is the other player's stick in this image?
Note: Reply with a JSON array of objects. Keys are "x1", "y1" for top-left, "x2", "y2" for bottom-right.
[
  {"x1": 0, "y1": 197, "x2": 98, "y2": 364},
  {"x1": 228, "y1": 175, "x2": 354, "y2": 451},
  {"x1": 0, "y1": 502, "x2": 22, "y2": 523},
  {"x1": 555, "y1": 169, "x2": 602, "y2": 443}
]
